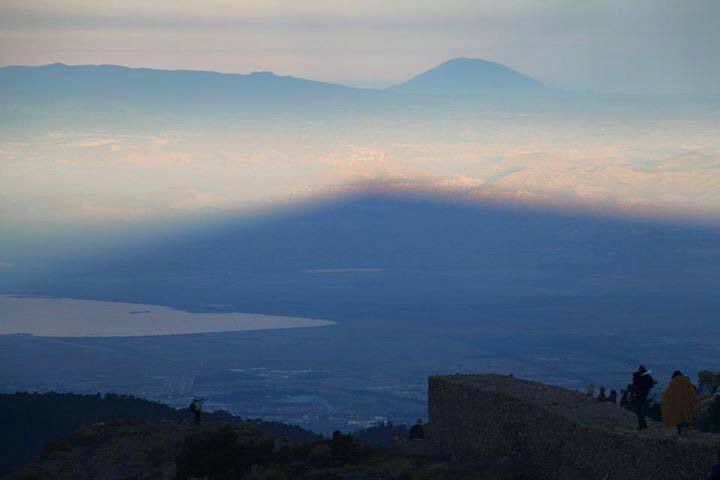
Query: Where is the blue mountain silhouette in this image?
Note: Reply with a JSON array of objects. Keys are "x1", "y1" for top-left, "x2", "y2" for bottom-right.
[
  {"x1": 391, "y1": 57, "x2": 544, "y2": 93},
  {"x1": 0, "y1": 58, "x2": 544, "y2": 105}
]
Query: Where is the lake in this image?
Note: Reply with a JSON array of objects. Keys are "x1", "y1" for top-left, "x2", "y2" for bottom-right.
[{"x1": 0, "y1": 295, "x2": 334, "y2": 337}]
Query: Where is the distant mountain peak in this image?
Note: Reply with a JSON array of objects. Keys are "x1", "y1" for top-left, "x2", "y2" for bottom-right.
[
  {"x1": 440, "y1": 57, "x2": 503, "y2": 67},
  {"x1": 249, "y1": 70, "x2": 279, "y2": 77},
  {"x1": 391, "y1": 57, "x2": 544, "y2": 93}
]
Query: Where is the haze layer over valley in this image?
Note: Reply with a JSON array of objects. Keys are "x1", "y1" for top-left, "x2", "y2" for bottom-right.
[{"x1": 1, "y1": 58, "x2": 719, "y2": 433}]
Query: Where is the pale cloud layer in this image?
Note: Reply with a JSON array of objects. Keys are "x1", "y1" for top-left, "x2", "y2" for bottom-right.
[
  {"x1": 1, "y1": 0, "x2": 718, "y2": 93},
  {"x1": 2, "y1": 110, "x2": 719, "y2": 228}
]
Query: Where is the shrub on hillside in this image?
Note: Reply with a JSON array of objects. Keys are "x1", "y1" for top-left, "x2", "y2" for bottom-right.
[{"x1": 175, "y1": 426, "x2": 274, "y2": 480}]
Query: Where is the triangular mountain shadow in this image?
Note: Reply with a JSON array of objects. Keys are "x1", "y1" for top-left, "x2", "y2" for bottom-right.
[{"x1": 19, "y1": 192, "x2": 720, "y2": 328}]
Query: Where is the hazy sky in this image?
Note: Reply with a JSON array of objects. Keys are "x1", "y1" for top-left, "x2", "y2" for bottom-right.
[{"x1": 1, "y1": 0, "x2": 719, "y2": 93}]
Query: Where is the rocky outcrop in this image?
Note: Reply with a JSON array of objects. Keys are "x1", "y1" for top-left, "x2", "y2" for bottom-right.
[{"x1": 428, "y1": 374, "x2": 719, "y2": 480}]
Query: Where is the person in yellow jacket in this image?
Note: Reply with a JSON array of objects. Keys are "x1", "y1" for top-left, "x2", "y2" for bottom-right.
[{"x1": 661, "y1": 371, "x2": 699, "y2": 435}]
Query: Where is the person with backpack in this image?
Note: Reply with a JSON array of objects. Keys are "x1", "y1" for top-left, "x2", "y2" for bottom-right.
[{"x1": 631, "y1": 365, "x2": 657, "y2": 431}]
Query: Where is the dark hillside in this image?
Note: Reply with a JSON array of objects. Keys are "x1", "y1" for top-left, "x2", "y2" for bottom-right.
[
  {"x1": 6, "y1": 420, "x2": 460, "y2": 480},
  {"x1": 0, "y1": 392, "x2": 318, "y2": 473}
]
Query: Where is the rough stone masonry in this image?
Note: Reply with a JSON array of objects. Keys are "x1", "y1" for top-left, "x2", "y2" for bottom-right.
[{"x1": 428, "y1": 374, "x2": 719, "y2": 480}]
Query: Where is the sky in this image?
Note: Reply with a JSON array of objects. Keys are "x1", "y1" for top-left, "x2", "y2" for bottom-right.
[{"x1": 1, "y1": 0, "x2": 719, "y2": 93}]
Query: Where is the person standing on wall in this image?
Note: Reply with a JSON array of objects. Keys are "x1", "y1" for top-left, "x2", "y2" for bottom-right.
[
  {"x1": 631, "y1": 365, "x2": 656, "y2": 431},
  {"x1": 409, "y1": 419, "x2": 425, "y2": 441}
]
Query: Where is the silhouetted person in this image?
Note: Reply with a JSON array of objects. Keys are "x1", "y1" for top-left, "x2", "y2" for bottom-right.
[
  {"x1": 189, "y1": 398, "x2": 203, "y2": 425},
  {"x1": 409, "y1": 419, "x2": 425, "y2": 440},
  {"x1": 586, "y1": 384, "x2": 595, "y2": 398},
  {"x1": 631, "y1": 365, "x2": 656, "y2": 431},
  {"x1": 661, "y1": 370, "x2": 698, "y2": 436},
  {"x1": 330, "y1": 430, "x2": 356, "y2": 463},
  {"x1": 597, "y1": 387, "x2": 607, "y2": 402},
  {"x1": 620, "y1": 384, "x2": 633, "y2": 408},
  {"x1": 697, "y1": 387, "x2": 720, "y2": 432},
  {"x1": 608, "y1": 390, "x2": 618, "y2": 404}
]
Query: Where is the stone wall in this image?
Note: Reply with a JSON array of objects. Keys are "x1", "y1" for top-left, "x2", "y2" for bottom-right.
[{"x1": 428, "y1": 374, "x2": 719, "y2": 480}]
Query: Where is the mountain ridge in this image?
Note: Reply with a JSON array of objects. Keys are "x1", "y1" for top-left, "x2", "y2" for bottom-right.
[
  {"x1": 0, "y1": 58, "x2": 544, "y2": 98},
  {"x1": 0, "y1": 62, "x2": 350, "y2": 87}
]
